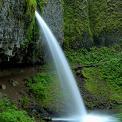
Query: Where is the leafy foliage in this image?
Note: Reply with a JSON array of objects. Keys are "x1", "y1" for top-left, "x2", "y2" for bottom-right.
[
  {"x1": 0, "y1": 99, "x2": 34, "y2": 122},
  {"x1": 89, "y1": 0, "x2": 121, "y2": 35},
  {"x1": 66, "y1": 44, "x2": 122, "y2": 65},
  {"x1": 26, "y1": 71, "x2": 61, "y2": 104},
  {"x1": 66, "y1": 44, "x2": 122, "y2": 108},
  {"x1": 0, "y1": 109, "x2": 34, "y2": 122},
  {"x1": 27, "y1": 73, "x2": 50, "y2": 100},
  {"x1": 26, "y1": 71, "x2": 63, "y2": 113}
]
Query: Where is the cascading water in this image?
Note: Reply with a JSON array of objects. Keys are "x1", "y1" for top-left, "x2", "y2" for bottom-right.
[
  {"x1": 35, "y1": 11, "x2": 119, "y2": 122},
  {"x1": 35, "y1": 10, "x2": 87, "y2": 117}
]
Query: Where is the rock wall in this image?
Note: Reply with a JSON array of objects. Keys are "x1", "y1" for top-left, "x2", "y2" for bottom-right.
[
  {"x1": 0, "y1": 0, "x2": 36, "y2": 63},
  {"x1": 0, "y1": 0, "x2": 121, "y2": 63},
  {"x1": 0, "y1": 0, "x2": 63, "y2": 63},
  {"x1": 0, "y1": 0, "x2": 25, "y2": 57},
  {"x1": 42, "y1": 0, "x2": 64, "y2": 44},
  {"x1": 63, "y1": 0, "x2": 94, "y2": 49},
  {"x1": 63, "y1": 0, "x2": 122, "y2": 49},
  {"x1": 89, "y1": 0, "x2": 122, "y2": 46}
]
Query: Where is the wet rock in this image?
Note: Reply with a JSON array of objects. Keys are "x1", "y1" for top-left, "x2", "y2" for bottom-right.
[
  {"x1": 9, "y1": 79, "x2": 19, "y2": 87},
  {"x1": 0, "y1": 84, "x2": 6, "y2": 90},
  {"x1": 28, "y1": 104, "x2": 49, "y2": 118},
  {"x1": 43, "y1": 117, "x2": 52, "y2": 122}
]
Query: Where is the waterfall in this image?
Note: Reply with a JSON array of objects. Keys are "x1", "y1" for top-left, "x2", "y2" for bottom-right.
[{"x1": 35, "y1": 11, "x2": 119, "y2": 122}]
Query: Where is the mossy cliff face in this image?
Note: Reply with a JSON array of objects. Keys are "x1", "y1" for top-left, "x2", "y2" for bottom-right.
[
  {"x1": 63, "y1": 0, "x2": 122, "y2": 49},
  {"x1": 89, "y1": 0, "x2": 122, "y2": 46},
  {"x1": 63, "y1": 0, "x2": 94, "y2": 49},
  {"x1": 0, "y1": 0, "x2": 121, "y2": 63},
  {"x1": 0, "y1": 0, "x2": 63, "y2": 63},
  {"x1": 0, "y1": 0, "x2": 36, "y2": 63}
]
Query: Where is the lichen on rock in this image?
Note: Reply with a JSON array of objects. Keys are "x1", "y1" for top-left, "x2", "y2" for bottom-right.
[
  {"x1": 0, "y1": 0, "x2": 36, "y2": 61},
  {"x1": 42, "y1": 0, "x2": 64, "y2": 44}
]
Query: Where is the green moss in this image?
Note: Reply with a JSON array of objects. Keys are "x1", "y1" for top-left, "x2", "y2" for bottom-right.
[
  {"x1": 63, "y1": 0, "x2": 93, "y2": 49},
  {"x1": 0, "y1": 0, "x2": 3, "y2": 9},
  {"x1": 63, "y1": 0, "x2": 121, "y2": 49},
  {"x1": 88, "y1": 0, "x2": 122, "y2": 45},
  {"x1": 0, "y1": 99, "x2": 34, "y2": 122},
  {"x1": 36, "y1": 0, "x2": 48, "y2": 12},
  {"x1": 22, "y1": 0, "x2": 48, "y2": 48},
  {"x1": 21, "y1": 0, "x2": 37, "y2": 47},
  {"x1": 26, "y1": 0, "x2": 37, "y2": 11}
]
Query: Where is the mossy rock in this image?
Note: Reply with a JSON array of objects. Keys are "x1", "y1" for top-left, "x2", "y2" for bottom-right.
[
  {"x1": 63, "y1": 0, "x2": 122, "y2": 49},
  {"x1": 22, "y1": 0, "x2": 37, "y2": 46},
  {"x1": 63, "y1": 0, "x2": 93, "y2": 49},
  {"x1": 89, "y1": 0, "x2": 122, "y2": 46}
]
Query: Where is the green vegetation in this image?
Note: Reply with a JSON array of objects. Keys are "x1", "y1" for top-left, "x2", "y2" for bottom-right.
[
  {"x1": 0, "y1": 0, "x2": 3, "y2": 9},
  {"x1": 63, "y1": 0, "x2": 121, "y2": 48},
  {"x1": 88, "y1": 0, "x2": 122, "y2": 46},
  {"x1": 89, "y1": 0, "x2": 121, "y2": 35},
  {"x1": 26, "y1": 71, "x2": 62, "y2": 109},
  {"x1": 63, "y1": 0, "x2": 93, "y2": 49},
  {"x1": 27, "y1": 72, "x2": 51, "y2": 101},
  {"x1": 66, "y1": 44, "x2": 122, "y2": 64},
  {"x1": 21, "y1": 0, "x2": 37, "y2": 47},
  {"x1": 117, "y1": 113, "x2": 122, "y2": 122},
  {"x1": 66, "y1": 44, "x2": 122, "y2": 108},
  {"x1": 21, "y1": 0, "x2": 48, "y2": 48},
  {"x1": 0, "y1": 0, "x2": 121, "y2": 120},
  {"x1": 0, "y1": 98, "x2": 34, "y2": 122},
  {"x1": 20, "y1": 96, "x2": 30, "y2": 108},
  {"x1": 36, "y1": 0, "x2": 48, "y2": 12}
]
